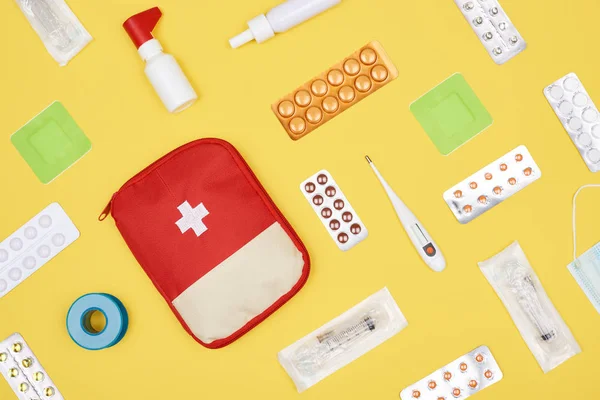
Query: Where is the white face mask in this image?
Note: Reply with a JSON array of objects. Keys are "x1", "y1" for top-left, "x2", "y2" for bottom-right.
[{"x1": 568, "y1": 184, "x2": 600, "y2": 314}]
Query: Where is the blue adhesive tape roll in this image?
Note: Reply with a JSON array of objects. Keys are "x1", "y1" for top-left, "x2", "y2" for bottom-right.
[{"x1": 66, "y1": 293, "x2": 128, "y2": 350}]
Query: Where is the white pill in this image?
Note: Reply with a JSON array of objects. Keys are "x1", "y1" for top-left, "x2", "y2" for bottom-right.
[
  {"x1": 582, "y1": 108, "x2": 599, "y2": 123},
  {"x1": 578, "y1": 133, "x2": 593, "y2": 147},
  {"x1": 587, "y1": 148, "x2": 600, "y2": 164},
  {"x1": 549, "y1": 85, "x2": 564, "y2": 100},
  {"x1": 558, "y1": 101, "x2": 573, "y2": 115},
  {"x1": 10, "y1": 238, "x2": 23, "y2": 251},
  {"x1": 568, "y1": 117, "x2": 583, "y2": 131},
  {"x1": 37, "y1": 246, "x2": 51, "y2": 258},
  {"x1": 0, "y1": 279, "x2": 6, "y2": 292},
  {"x1": 0, "y1": 249, "x2": 8, "y2": 263},
  {"x1": 564, "y1": 77, "x2": 580, "y2": 91},
  {"x1": 22, "y1": 256, "x2": 36, "y2": 269},
  {"x1": 592, "y1": 125, "x2": 600, "y2": 139},
  {"x1": 52, "y1": 233, "x2": 66, "y2": 247},
  {"x1": 8, "y1": 268, "x2": 22, "y2": 281},
  {"x1": 573, "y1": 92, "x2": 588, "y2": 107},
  {"x1": 38, "y1": 215, "x2": 52, "y2": 228},
  {"x1": 24, "y1": 227, "x2": 37, "y2": 240}
]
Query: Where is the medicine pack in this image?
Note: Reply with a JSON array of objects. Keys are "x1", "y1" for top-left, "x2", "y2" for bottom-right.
[
  {"x1": 278, "y1": 287, "x2": 407, "y2": 392},
  {"x1": 0, "y1": 202, "x2": 79, "y2": 300},
  {"x1": 15, "y1": 0, "x2": 92, "y2": 66},
  {"x1": 300, "y1": 170, "x2": 368, "y2": 251},
  {"x1": 400, "y1": 345, "x2": 503, "y2": 400},
  {"x1": 443, "y1": 145, "x2": 541, "y2": 224},
  {"x1": 272, "y1": 41, "x2": 398, "y2": 140},
  {"x1": 479, "y1": 241, "x2": 580, "y2": 373},
  {"x1": 453, "y1": 0, "x2": 526, "y2": 64},
  {"x1": 544, "y1": 73, "x2": 600, "y2": 172},
  {"x1": 100, "y1": 138, "x2": 310, "y2": 349},
  {"x1": 0, "y1": 333, "x2": 63, "y2": 400}
]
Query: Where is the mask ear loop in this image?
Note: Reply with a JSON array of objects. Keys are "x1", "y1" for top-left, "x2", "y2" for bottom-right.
[{"x1": 572, "y1": 185, "x2": 600, "y2": 261}]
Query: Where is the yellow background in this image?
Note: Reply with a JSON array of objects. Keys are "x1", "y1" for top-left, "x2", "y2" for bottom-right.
[{"x1": 1, "y1": 0, "x2": 599, "y2": 398}]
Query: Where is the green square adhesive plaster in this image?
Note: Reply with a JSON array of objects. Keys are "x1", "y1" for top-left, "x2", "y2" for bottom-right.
[
  {"x1": 11, "y1": 101, "x2": 91, "y2": 184},
  {"x1": 410, "y1": 73, "x2": 492, "y2": 155}
]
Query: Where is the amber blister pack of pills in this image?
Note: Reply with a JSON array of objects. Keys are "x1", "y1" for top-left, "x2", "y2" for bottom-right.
[
  {"x1": 272, "y1": 41, "x2": 398, "y2": 140},
  {"x1": 443, "y1": 145, "x2": 541, "y2": 224},
  {"x1": 400, "y1": 345, "x2": 503, "y2": 400},
  {"x1": 0, "y1": 333, "x2": 63, "y2": 400}
]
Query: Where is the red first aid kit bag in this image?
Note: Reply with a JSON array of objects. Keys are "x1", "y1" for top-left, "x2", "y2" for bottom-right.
[{"x1": 99, "y1": 138, "x2": 310, "y2": 348}]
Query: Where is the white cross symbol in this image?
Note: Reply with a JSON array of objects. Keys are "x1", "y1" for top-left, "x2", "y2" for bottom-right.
[{"x1": 175, "y1": 201, "x2": 210, "y2": 237}]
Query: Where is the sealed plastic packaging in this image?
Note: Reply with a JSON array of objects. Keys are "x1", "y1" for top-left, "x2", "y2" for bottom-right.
[
  {"x1": 479, "y1": 242, "x2": 580, "y2": 373},
  {"x1": 15, "y1": 0, "x2": 92, "y2": 66},
  {"x1": 278, "y1": 287, "x2": 407, "y2": 392}
]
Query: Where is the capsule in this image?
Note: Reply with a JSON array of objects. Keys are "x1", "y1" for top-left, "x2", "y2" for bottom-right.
[
  {"x1": 475, "y1": 353, "x2": 485, "y2": 363},
  {"x1": 22, "y1": 358, "x2": 33, "y2": 368},
  {"x1": 499, "y1": 163, "x2": 508, "y2": 171},
  {"x1": 515, "y1": 154, "x2": 523, "y2": 162},
  {"x1": 484, "y1": 369, "x2": 494, "y2": 379},
  {"x1": 485, "y1": 173, "x2": 493, "y2": 180},
  {"x1": 12, "y1": 343, "x2": 23, "y2": 353},
  {"x1": 428, "y1": 380, "x2": 437, "y2": 390},
  {"x1": 493, "y1": 186, "x2": 503, "y2": 195},
  {"x1": 452, "y1": 388, "x2": 461, "y2": 398},
  {"x1": 469, "y1": 182, "x2": 478, "y2": 189},
  {"x1": 19, "y1": 383, "x2": 29, "y2": 392},
  {"x1": 468, "y1": 380, "x2": 478, "y2": 389},
  {"x1": 444, "y1": 371, "x2": 452, "y2": 381},
  {"x1": 459, "y1": 362, "x2": 468, "y2": 372},
  {"x1": 478, "y1": 195, "x2": 488, "y2": 205},
  {"x1": 463, "y1": 205, "x2": 473, "y2": 214},
  {"x1": 44, "y1": 387, "x2": 55, "y2": 397},
  {"x1": 454, "y1": 190, "x2": 463, "y2": 198},
  {"x1": 508, "y1": 177, "x2": 517, "y2": 185},
  {"x1": 0, "y1": 352, "x2": 7, "y2": 362},
  {"x1": 523, "y1": 167, "x2": 532, "y2": 176},
  {"x1": 412, "y1": 390, "x2": 421, "y2": 398},
  {"x1": 9, "y1": 368, "x2": 19, "y2": 377}
]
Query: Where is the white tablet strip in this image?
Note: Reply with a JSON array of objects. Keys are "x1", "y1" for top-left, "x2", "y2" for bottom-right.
[
  {"x1": 0, "y1": 203, "x2": 79, "y2": 300},
  {"x1": 544, "y1": 73, "x2": 600, "y2": 172},
  {"x1": 454, "y1": 0, "x2": 526, "y2": 64}
]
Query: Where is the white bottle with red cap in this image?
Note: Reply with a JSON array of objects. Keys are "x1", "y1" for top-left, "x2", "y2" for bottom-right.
[
  {"x1": 229, "y1": 0, "x2": 341, "y2": 48},
  {"x1": 124, "y1": 7, "x2": 197, "y2": 113}
]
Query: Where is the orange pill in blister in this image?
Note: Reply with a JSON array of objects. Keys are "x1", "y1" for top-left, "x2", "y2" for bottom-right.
[
  {"x1": 343, "y1": 59, "x2": 361, "y2": 76},
  {"x1": 485, "y1": 173, "x2": 493, "y2": 180},
  {"x1": 454, "y1": 190, "x2": 463, "y2": 198},
  {"x1": 475, "y1": 354, "x2": 485, "y2": 363},
  {"x1": 469, "y1": 182, "x2": 478, "y2": 189},
  {"x1": 334, "y1": 199, "x2": 345, "y2": 210},
  {"x1": 313, "y1": 195, "x2": 324, "y2": 206},
  {"x1": 338, "y1": 232, "x2": 349, "y2": 243},
  {"x1": 463, "y1": 205, "x2": 473, "y2": 213},
  {"x1": 452, "y1": 388, "x2": 461, "y2": 398},
  {"x1": 311, "y1": 79, "x2": 328, "y2": 97},
  {"x1": 437, "y1": 397, "x2": 446, "y2": 400},
  {"x1": 305, "y1": 182, "x2": 316, "y2": 193},
  {"x1": 321, "y1": 208, "x2": 333, "y2": 218},
  {"x1": 306, "y1": 107, "x2": 323, "y2": 124},
  {"x1": 443, "y1": 372, "x2": 452, "y2": 381},
  {"x1": 339, "y1": 86, "x2": 356, "y2": 103},
  {"x1": 412, "y1": 390, "x2": 421, "y2": 398},
  {"x1": 493, "y1": 186, "x2": 503, "y2": 195},
  {"x1": 295, "y1": 90, "x2": 312, "y2": 107},
  {"x1": 478, "y1": 195, "x2": 488, "y2": 204},
  {"x1": 278, "y1": 100, "x2": 295, "y2": 117},
  {"x1": 289, "y1": 117, "x2": 306, "y2": 134},
  {"x1": 508, "y1": 177, "x2": 517, "y2": 185},
  {"x1": 325, "y1": 186, "x2": 336, "y2": 197},
  {"x1": 330, "y1": 220, "x2": 341, "y2": 230},
  {"x1": 350, "y1": 223, "x2": 362, "y2": 234},
  {"x1": 459, "y1": 362, "x2": 468, "y2": 372},
  {"x1": 515, "y1": 154, "x2": 523, "y2": 162},
  {"x1": 322, "y1": 96, "x2": 339, "y2": 114},
  {"x1": 355, "y1": 75, "x2": 372, "y2": 92},
  {"x1": 317, "y1": 174, "x2": 328, "y2": 184},
  {"x1": 468, "y1": 380, "x2": 478, "y2": 389},
  {"x1": 523, "y1": 167, "x2": 532, "y2": 176},
  {"x1": 360, "y1": 48, "x2": 377, "y2": 65},
  {"x1": 342, "y1": 211, "x2": 353, "y2": 222},
  {"x1": 327, "y1": 69, "x2": 344, "y2": 86},
  {"x1": 428, "y1": 380, "x2": 437, "y2": 389},
  {"x1": 371, "y1": 65, "x2": 389, "y2": 82},
  {"x1": 484, "y1": 369, "x2": 493, "y2": 379},
  {"x1": 500, "y1": 163, "x2": 508, "y2": 171}
]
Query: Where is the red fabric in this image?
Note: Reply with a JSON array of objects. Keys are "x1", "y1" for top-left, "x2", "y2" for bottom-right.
[{"x1": 108, "y1": 138, "x2": 310, "y2": 348}]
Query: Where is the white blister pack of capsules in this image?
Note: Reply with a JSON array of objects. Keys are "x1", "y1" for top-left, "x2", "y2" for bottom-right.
[
  {"x1": 300, "y1": 170, "x2": 368, "y2": 251},
  {"x1": 444, "y1": 145, "x2": 541, "y2": 224},
  {"x1": 0, "y1": 203, "x2": 79, "y2": 299},
  {"x1": 544, "y1": 73, "x2": 600, "y2": 172},
  {"x1": 400, "y1": 346, "x2": 503, "y2": 400},
  {"x1": 454, "y1": 0, "x2": 526, "y2": 64},
  {"x1": 0, "y1": 333, "x2": 63, "y2": 400}
]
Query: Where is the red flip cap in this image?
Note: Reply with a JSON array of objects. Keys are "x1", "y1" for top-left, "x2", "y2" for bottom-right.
[{"x1": 123, "y1": 7, "x2": 162, "y2": 49}]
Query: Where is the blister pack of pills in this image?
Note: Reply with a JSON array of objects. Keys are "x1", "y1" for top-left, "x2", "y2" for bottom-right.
[
  {"x1": 300, "y1": 170, "x2": 368, "y2": 251},
  {"x1": 544, "y1": 73, "x2": 600, "y2": 172},
  {"x1": 272, "y1": 41, "x2": 398, "y2": 140},
  {"x1": 443, "y1": 145, "x2": 541, "y2": 224},
  {"x1": 400, "y1": 345, "x2": 503, "y2": 400},
  {"x1": 0, "y1": 202, "x2": 79, "y2": 299},
  {"x1": 0, "y1": 333, "x2": 63, "y2": 399},
  {"x1": 454, "y1": 0, "x2": 526, "y2": 64}
]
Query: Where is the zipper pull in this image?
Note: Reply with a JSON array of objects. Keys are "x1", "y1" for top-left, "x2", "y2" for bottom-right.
[{"x1": 98, "y1": 196, "x2": 114, "y2": 221}]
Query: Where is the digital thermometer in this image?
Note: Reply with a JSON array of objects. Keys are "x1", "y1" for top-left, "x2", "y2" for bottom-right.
[{"x1": 365, "y1": 156, "x2": 446, "y2": 272}]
